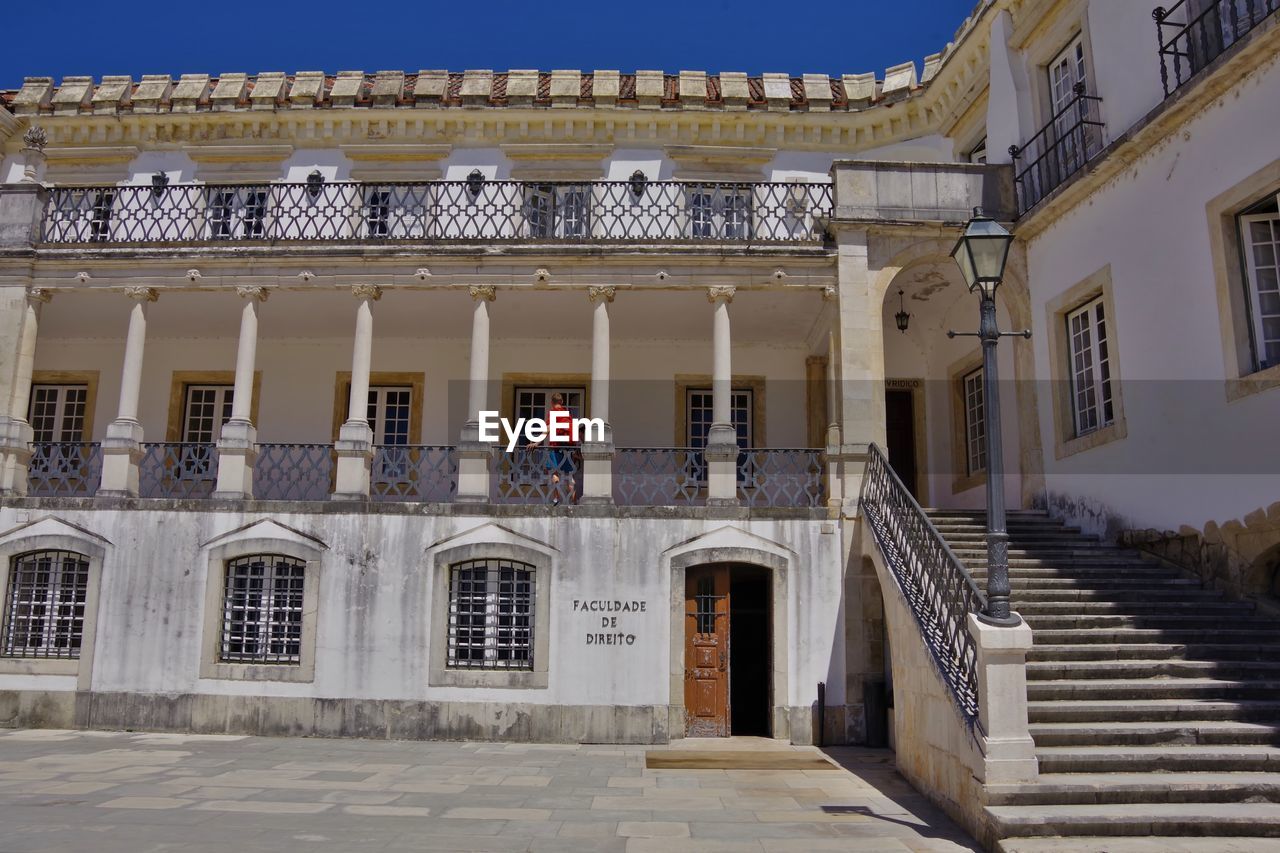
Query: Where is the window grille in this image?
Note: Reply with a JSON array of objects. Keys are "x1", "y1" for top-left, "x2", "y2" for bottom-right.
[
  {"x1": 219, "y1": 554, "x2": 306, "y2": 664},
  {"x1": 1, "y1": 550, "x2": 90, "y2": 659},
  {"x1": 447, "y1": 558, "x2": 535, "y2": 670},
  {"x1": 963, "y1": 368, "x2": 987, "y2": 476},
  {"x1": 1067, "y1": 297, "x2": 1114, "y2": 436}
]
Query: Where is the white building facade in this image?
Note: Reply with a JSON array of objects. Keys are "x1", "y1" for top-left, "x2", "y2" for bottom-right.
[{"x1": 1, "y1": 0, "x2": 1278, "y2": 843}]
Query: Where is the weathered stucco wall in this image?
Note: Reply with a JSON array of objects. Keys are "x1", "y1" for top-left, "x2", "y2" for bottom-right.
[{"x1": 0, "y1": 503, "x2": 844, "y2": 744}]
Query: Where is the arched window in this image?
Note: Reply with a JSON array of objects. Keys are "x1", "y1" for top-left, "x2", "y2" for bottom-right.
[
  {"x1": 1, "y1": 550, "x2": 91, "y2": 659},
  {"x1": 447, "y1": 558, "x2": 535, "y2": 671},
  {"x1": 219, "y1": 554, "x2": 306, "y2": 665}
]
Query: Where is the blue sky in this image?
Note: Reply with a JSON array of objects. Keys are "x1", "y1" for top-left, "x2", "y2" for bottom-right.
[{"x1": 2, "y1": 0, "x2": 979, "y2": 89}]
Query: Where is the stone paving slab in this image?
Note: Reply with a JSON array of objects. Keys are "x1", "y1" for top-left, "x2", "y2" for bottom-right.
[{"x1": 0, "y1": 729, "x2": 978, "y2": 852}]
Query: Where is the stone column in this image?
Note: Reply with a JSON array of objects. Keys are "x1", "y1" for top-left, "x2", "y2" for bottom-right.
[
  {"x1": 705, "y1": 286, "x2": 739, "y2": 505},
  {"x1": 967, "y1": 613, "x2": 1039, "y2": 784},
  {"x1": 99, "y1": 287, "x2": 158, "y2": 498},
  {"x1": 456, "y1": 285, "x2": 495, "y2": 503},
  {"x1": 580, "y1": 286, "x2": 615, "y2": 504},
  {"x1": 213, "y1": 286, "x2": 267, "y2": 500},
  {"x1": 0, "y1": 288, "x2": 50, "y2": 496},
  {"x1": 331, "y1": 285, "x2": 380, "y2": 500},
  {"x1": 833, "y1": 229, "x2": 886, "y2": 513}
]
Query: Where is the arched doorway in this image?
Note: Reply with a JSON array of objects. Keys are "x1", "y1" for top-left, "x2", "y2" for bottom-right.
[{"x1": 683, "y1": 562, "x2": 775, "y2": 738}]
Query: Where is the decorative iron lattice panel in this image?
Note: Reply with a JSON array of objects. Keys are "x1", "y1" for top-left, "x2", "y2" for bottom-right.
[
  {"x1": 42, "y1": 181, "x2": 832, "y2": 245},
  {"x1": 219, "y1": 554, "x2": 306, "y2": 665},
  {"x1": 27, "y1": 442, "x2": 101, "y2": 497},
  {"x1": 138, "y1": 443, "x2": 219, "y2": 499},
  {"x1": 371, "y1": 445, "x2": 457, "y2": 502},
  {"x1": 614, "y1": 448, "x2": 705, "y2": 506},
  {"x1": 735, "y1": 449, "x2": 825, "y2": 508},
  {"x1": 1, "y1": 550, "x2": 90, "y2": 659},
  {"x1": 494, "y1": 447, "x2": 579, "y2": 505},
  {"x1": 254, "y1": 444, "x2": 334, "y2": 501},
  {"x1": 447, "y1": 559, "x2": 535, "y2": 670},
  {"x1": 1156, "y1": 0, "x2": 1278, "y2": 97}
]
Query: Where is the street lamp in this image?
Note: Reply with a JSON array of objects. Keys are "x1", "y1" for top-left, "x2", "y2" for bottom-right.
[{"x1": 949, "y1": 208, "x2": 1025, "y2": 626}]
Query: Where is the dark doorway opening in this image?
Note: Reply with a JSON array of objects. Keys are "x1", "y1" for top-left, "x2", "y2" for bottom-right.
[
  {"x1": 885, "y1": 387, "x2": 918, "y2": 499},
  {"x1": 729, "y1": 566, "x2": 772, "y2": 736}
]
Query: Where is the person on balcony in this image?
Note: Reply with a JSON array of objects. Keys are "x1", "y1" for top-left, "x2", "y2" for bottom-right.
[{"x1": 528, "y1": 392, "x2": 579, "y2": 506}]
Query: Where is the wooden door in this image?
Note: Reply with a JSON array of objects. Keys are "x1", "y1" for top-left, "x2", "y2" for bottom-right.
[{"x1": 684, "y1": 565, "x2": 730, "y2": 737}]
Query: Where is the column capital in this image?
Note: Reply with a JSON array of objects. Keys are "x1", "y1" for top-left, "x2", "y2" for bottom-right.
[
  {"x1": 26, "y1": 287, "x2": 52, "y2": 305},
  {"x1": 123, "y1": 286, "x2": 158, "y2": 302},
  {"x1": 588, "y1": 286, "x2": 616, "y2": 304},
  {"x1": 351, "y1": 284, "x2": 383, "y2": 301},
  {"x1": 236, "y1": 285, "x2": 270, "y2": 302},
  {"x1": 707, "y1": 285, "x2": 736, "y2": 304},
  {"x1": 469, "y1": 285, "x2": 497, "y2": 302}
]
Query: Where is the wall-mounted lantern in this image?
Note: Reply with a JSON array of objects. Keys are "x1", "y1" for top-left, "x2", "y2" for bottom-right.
[
  {"x1": 306, "y1": 169, "x2": 325, "y2": 199},
  {"x1": 466, "y1": 169, "x2": 485, "y2": 198},
  {"x1": 629, "y1": 170, "x2": 648, "y2": 199},
  {"x1": 150, "y1": 172, "x2": 169, "y2": 200}
]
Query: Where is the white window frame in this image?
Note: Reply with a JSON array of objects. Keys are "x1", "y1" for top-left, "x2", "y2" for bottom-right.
[
  {"x1": 182, "y1": 384, "x2": 234, "y2": 444},
  {"x1": 28, "y1": 384, "x2": 89, "y2": 443},
  {"x1": 967, "y1": 137, "x2": 988, "y2": 165},
  {"x1": 685, "y1": 186, "x2": 753, "y2": 239},
  {"x1": 1067, "y1": 296, "x2": 1115, "y2": 437},
  {"x1": 962, "y1": 368, "x2": 987, "y2": 477},
  {"x1": 514, "y1": 386, "x2": 586, "y2": 424},
  {"x1": 1241, "y1": 206, "x2": 1280, "y2": 370},
  {"x1": 367, "y1": 385, "x2": 413, "y2": 446},
  {"x1": 685, "y1": 388, "x2": 753, "y2": 451},
  {"x1": 364, "y1": 187, "x2": 391, "y2": 239}
]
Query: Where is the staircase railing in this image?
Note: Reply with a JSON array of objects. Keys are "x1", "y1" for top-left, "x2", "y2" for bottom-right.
[{"x1": 859, "y1": 443, "x2": 985, "y2": 723}]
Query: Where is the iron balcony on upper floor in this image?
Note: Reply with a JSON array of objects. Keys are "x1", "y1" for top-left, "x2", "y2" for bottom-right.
[{"x1": 38, "y1": 179, "x2": 834, "y2": 247}]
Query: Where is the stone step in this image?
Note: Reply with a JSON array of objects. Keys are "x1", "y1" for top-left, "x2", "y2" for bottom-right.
[
  {"x1": 986, "y1": 802, "x2": 1280, "y2": 839},
  {"x1": 1024, "y1": 614, "x2": 1274, "y2": 630},
  {"x1": 1029, "y1": 643, "x2": 1280, "y2": 663},
  {"x1": 1028, "y1": 699, "x2": 1280, "y2": 724},
  {"x1": 986, "y1": 771, "x2": 1280, "y2": 806},
  {"x1": 938, "y1": 532, "x2": 1092, "y2": 544},
  {"x1": 964, "y1": 556, "x2": 1167, "y2": 569},
  {"x1": 1027, "y1": 660, "x2": 1280, "y2": 681},
  {"x1": 1026, "y1": 677, "x2": 1280, "y2": 702},
  {"x1": 998, "y1": 838, "x2": 1280, "y2": 853},
  {"x1": 1016, "y1": 601, "x2": 1251, "y2": 615},
  {"x1": 1028, "y1": 720, "x2": 1280, "y2": 747},
  {"x1": 1007, "y1": 588, "x2": 1222, "y2": 603},
  {"x1": 1033, "y1": 629, "x2": 1280, "y2": 646},
  {"x1": 998, "y1": 577, "x2": 1203, "y2": 590},
  {"x1": 1035, "y1": 744, "x2": 1280, "y2": 773}
]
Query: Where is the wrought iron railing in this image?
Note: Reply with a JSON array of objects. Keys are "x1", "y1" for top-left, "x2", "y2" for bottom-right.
[
  {"x1": 858, "y1": 443, "x2": 984, "y2": 723},
  {"x1": 495, "y1": 446, "x2": 580, "y2": 505},
  {"x1": 254, "y1": 443, "x2": 334, "y2": 501},
  {"x1": 1010, "y1": 84, "x2": 1105, "y2": 215},
  {"x1": 737, "y1": 449, "x2": 825, "y2": 508},
  {"x1": 40, "y1": 180, "x2": 833, "y2": 246},
  {"x1": 614, "y1": 448, "x2": 705, "y2": 506},
  {"x1": 138, "y1": 442, "x2": 219, "y2": 499},
  {"x1": 1155, "y1": 0, "x2": 1278, "y2": 96},
  {"x1": 371, "y1": 445, "x2": 457, "y2": 502},
  {"x1": 27, "y1": 442, "x2": 101, "y2": 497}
]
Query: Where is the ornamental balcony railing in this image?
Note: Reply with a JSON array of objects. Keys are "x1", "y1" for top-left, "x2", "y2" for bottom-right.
[
  {"x1": 1010, "y1": 84, "x2": 1104, "y2": 215},
  {"x1": 138, "y1": 442, "x2": 219, "y2": 499},
  {"x1": 27, "y1": 442, "x2": 102, "y2": 497},
  {"x1": 371, "y1": 445, "x2": 457, "y2": 503},
  {"x1": 737, "y1": 449, "x2": 825, "y2": 508},
  {"x1": 254, "y1": 443, "x2": 334, "y2": 502},
  {"x1": 614, "y1": 448, "x2": 704, "y2": 506},
  {"x1": 494, "y1": 446, "x2": 581, "y2": 505},
  {"x1": 39, "y1": 180, "x2": 833, "y2": 246},
  {"x1": 1155, "y1": 0, "x2": 1278, "y2": 97},
  {"x1": 859, "y1": 442, "x2": 983, "y2": 724}
]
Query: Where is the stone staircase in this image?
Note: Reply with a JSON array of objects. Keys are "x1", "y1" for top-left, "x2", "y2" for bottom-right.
[{"x1": 925, "y1": 509, "x2": 1280, "y2": 850}]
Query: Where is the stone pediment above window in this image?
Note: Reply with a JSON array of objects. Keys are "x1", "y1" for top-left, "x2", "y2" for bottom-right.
[
  {"x1": 183, "y1": 143, "x2": 294, "y2": 183},
  {"x1": 665, "y1": 145, "x2": 776, "y2": 183},
  {"x1": 501, "y1": 143, "x2": 614, "y2": 182},
  {"x1": 199, "y1": 518, "x2": 328, "y2": 553},
  {"x1": 664, "y1": 524, "x2": 795, "y2": 567},
  {"x1": 41, "y1": 146, "x2": 140, "y2": 185},
  {"x1": 0, "y1": 515, "x2": 111, "y2": 552},
  {"x1": 340, "y1": 143, "x2": 451, "y2": 182},
  {"x1": 427, "y1": 521, "x2": 556, "y2": 557}
]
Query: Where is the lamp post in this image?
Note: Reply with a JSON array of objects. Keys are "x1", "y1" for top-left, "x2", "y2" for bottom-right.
[{"x1": 949, "y1": 209, "x2": 1025, "y2": 626}]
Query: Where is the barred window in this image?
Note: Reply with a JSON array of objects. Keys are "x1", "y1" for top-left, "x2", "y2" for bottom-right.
[
  {"x1": 220, "y1": 554, "x2": 306, "y2": 664},
  {"x1": 447, "y1": 559, "x2": 535, "y2": 670},
  {"x1": 1, "y1": 550, "x2": 90, "y2": 659}
]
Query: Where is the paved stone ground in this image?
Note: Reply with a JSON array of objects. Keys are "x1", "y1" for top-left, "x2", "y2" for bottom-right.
[{"x1": 0, "y1": 729, "x2": 979, "y2": 852}]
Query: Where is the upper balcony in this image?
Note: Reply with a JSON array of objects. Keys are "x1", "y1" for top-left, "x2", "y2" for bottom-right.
[
  {"x1": 1155, "y1": 0, "x2": 1279, "y2": 98},
  {"x1": 38, "y1": 179, "x2": 833, "y2": 249}
]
